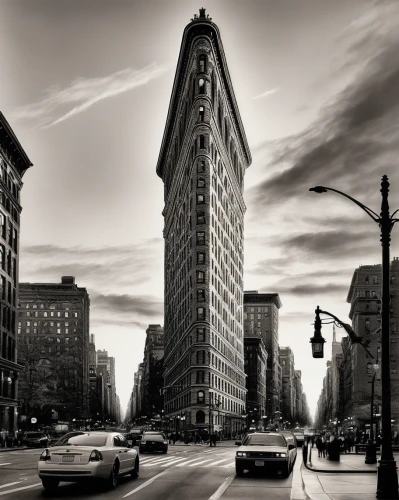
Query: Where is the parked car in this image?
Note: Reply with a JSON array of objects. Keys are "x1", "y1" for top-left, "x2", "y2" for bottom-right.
[
  {"x1": 235, "y1": 432, "x2": 297, "y2": 477},
  {"x1": 23, "y1": 432, "x2": 49, "y2": 448},
  {"x1": 139, "y1": 433, "x2": 168, "y2": 454},
  {"x1": 37, "y1": 431, "x2": 139, "y2": 492}
]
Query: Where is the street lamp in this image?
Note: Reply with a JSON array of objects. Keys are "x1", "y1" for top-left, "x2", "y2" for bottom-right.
[
  {"x1": 310, "y1": 176, "x2": 399, "y2": 499},
  {"x1": 366, "y1": 351, "x2": 380, "y2": 465}
]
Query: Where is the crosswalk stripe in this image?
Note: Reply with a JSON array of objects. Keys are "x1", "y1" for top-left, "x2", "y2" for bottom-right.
[
  {"x1": 145, "y1": 457, "x2": 186, "y2": 467},
  {"x1": 221, "y1": 461, "x2": 235, "y2": 468},
  {"x1": 0, "y1": 483, "x2": 42, "y2": 496},
  {"x1": 0, "y1": 463, "x2": 11, "y2": 467},
  {"x1": 0, "y1": 482, "x2": 21, "y2": 490},
  {"x1": 188, "y1": 459, "x2": 213, "y2": 466},
  {"x1": 176, "y1": 456, "x2": 212, "y2": 467},
  {"x1": 204, "y1": 458, "x2": 230, "y2": 467},
  {"x1": 160, "y1": 458, "x2": 190, "y2": 467}
]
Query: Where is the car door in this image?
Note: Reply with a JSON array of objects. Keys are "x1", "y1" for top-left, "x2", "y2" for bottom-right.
[{"x1": 114, "y1": 435, "x2": 133, "y2": 472}]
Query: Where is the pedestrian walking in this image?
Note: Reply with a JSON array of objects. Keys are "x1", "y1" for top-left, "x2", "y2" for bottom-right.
[{"x1": 316, "y1": 435, "x2": 323, "y2": 458}]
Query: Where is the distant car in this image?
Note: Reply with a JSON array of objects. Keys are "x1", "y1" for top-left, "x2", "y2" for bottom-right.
[
  {"x1": 122, "y1": 432, "x2": 142, "y2": 447},
  {"x1": 37, "y1": 431, "x2": 139, "y2": 492},
  {"x1": 235, "y1": 432, "x2": 297, "y2": 477},
  {"x1": 142, "y1": 431, "x2": 167, "y2": 439},
  {"x1": 23, "y1": 432, "x2": 49, "y2": 448},
  {"x1": 140, "y1": 433, "x2": 168, "y2": 454},
  {"x1": 292, "y1": 429, "x2": 305, "y2": 446}
]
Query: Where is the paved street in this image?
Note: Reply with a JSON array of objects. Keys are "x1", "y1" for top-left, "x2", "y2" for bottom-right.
[{"x1": 0, "y1": 445, "x2": 302, "y2": 499}]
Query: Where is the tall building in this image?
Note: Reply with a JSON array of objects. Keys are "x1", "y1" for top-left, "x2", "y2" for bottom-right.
[
  {"x1": 96, "y1": 349, "x2": 118, "y2": 423},
  {"x1": 243, "y1": 292, "x2": 282, "y2": 420},
  {"x1": 279, "y1": 346, "x2": 296, "y2": 424},
  {"x1": 156, "y1": 8, "x2": 251, "y2": 435},
  {"x1": 0, "y1": 112, "x2": 33, "y2": 433},
  {"x1": 18, "y1": 276, "x2": 90, "y2": 423},
  {"x1": 244, "y1": 337, "x2": 267, "y2": 430},
  {"x1": 141, "y1": 325, "x2": 164, "y2": 419}
]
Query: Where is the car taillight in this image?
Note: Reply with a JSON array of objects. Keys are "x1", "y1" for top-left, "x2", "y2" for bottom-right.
[
  {"x1": 89, "y1": 450, "x2": 103, "y2": 462},
  {"x1": 39, "y1": 449, "x2": 51, "y2": 461}
]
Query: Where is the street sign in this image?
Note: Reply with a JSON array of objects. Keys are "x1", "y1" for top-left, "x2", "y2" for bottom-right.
[{"x1": 31, "y1": 417, "x2": 37, "y2": 424}]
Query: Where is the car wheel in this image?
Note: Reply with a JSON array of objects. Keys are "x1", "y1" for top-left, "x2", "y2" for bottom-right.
[
  {"x1": 42, "y1": 478, "x2": 59, "y2": 491},
  {"x1": 236, "y1": 464, "x2": 245, "y2": 476},
  {"x1": 131, "y1": 457, "x2": 139, "y2": 479},
  {"x1": 106, "y1": 461, "x2": 119, "y2": 489}
]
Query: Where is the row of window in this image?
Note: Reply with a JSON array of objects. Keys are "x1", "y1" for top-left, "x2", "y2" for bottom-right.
[
  {"x1": 22, "y1": 311, "x2": 79, "y2": 318},
  {"x1": 0, "y1": 213, "x2": 18, "y2": 252},
  {"x1": 0, "y1": 160, "x2": 20, "y2": 202}
]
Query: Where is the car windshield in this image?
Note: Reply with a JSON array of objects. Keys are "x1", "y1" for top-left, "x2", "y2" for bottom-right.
[
  {"x1": 26, "y1": 432, "x2": 44, "y2": 438},
  {"x1": 244, "y1": 435, "x2": 286, "y2": 447},
  {"x1": 143, "y1": 435, "x2": 164, "y2": 442}
]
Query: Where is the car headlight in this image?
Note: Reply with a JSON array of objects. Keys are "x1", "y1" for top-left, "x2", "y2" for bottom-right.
[
  {"x1": 163, "y1": 441, "x2": 168, "y2": 444},
  {"x1": 236, "y1": 452, "x2": 247, "y2": 457},
  {"x1": 274, "y1": 452, "x2": 287, "y2": 458}
]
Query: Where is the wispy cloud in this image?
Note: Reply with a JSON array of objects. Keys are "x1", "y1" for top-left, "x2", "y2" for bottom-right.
[
  {"x1": 12, "y1": 62, "x2": 167, "y2": 128},
  {"x1": 253, "y1": 87, "x2": 279, "y2": 100}
]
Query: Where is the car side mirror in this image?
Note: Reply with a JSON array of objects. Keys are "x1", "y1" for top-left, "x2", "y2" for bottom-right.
[
  {"x1": 235, "y1": 441, "x2": 242, "y2": 446},
  {"x1": 288, "y1": 444, "x2": 295, "y2": 450}
]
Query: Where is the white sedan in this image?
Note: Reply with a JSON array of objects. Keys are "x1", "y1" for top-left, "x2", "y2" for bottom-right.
[{"x1": 38, "y1": 431, "x2": 139, "y2": 491}]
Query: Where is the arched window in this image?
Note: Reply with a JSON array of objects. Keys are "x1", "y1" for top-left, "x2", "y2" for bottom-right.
[
  {"x1": 196, "y1": 371, "x2": 205, "y2": 384},
  {"x1": 197, "y1": 177, "x2": 205, "y2": 188},
  {"x1": 199, "y1": 135, "x2": 205, "y2": 149},
  {"x1": 196, "y1": 410, "x2": 205, "y2": 423},
  {"x1": 198, "y1": 78, "x2": 205, "y2": 94},
  {"x1": 199, "y1": 55, "x2": 207, "y2": 73},
  {"x1": 197, "y1": 390, "x2": 205, "y2": 403}
]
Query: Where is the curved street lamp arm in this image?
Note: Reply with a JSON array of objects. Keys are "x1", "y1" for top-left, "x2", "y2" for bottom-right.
[
  {"x1": 319, "y1": 308, "x2": 375, "y2": 360},
  {"x1": 309, "y1": 186, "x2": 380, "y2": 222}
]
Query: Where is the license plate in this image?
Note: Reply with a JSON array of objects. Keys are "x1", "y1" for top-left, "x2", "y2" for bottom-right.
[
  {"x1": 62, "y1": 455, "x2": 74, "y2": 462},
  {"x1": 255, "y1": 460, "x2": 264, "y2": 466}
]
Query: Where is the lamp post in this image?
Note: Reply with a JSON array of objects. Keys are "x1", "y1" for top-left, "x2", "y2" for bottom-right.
[
  {"x1": 310, "y1": 176, "x2": 399, "y2": 499},
  {"x1": 366, "y1": 353, "x2": 380, "y2": 465}
]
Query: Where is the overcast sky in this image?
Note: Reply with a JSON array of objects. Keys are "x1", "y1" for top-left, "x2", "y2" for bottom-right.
[{"x1": 2, "y1": 0, "x2": 399, "y2": 420}]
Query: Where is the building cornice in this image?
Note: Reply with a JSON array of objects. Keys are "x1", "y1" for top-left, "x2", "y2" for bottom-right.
[
  {"x1": 156, "y1": 15, "x2": 251, "y2": 180},
  {"x1": 0, "y1": 112, "x2": 33, "y2": 178}
]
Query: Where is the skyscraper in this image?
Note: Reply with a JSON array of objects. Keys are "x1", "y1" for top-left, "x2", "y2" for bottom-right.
[
  {"x1": 156, "y1": 9, "x2": 251, "y2": 435},
  {"x1": 0, "y1": 112, "x2": 33, "y2": 434}
]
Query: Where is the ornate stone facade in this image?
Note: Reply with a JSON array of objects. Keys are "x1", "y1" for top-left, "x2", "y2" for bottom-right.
[
  {"x1": 157, "y1": 9, "x2": 251, "y2": 435},
  {"x1": 0, "y1": 112, "x2": 32, "y2": 434}
]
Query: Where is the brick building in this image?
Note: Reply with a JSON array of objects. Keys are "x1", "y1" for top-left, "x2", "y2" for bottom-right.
[
  {"x1": 279, "y1": 346, "x2": 296, "y2": 424},
  {"x1": 315, "y1": 260, "x2": 399, "y2": 435},
  {"x1": 18, "y1": 276, "x2": 90, "y2": 424},
  {"x1": 243, "y1": 292, "x2": 282, "y2": 420},
  {"x1": 156, "y1": 9, "x2": 251, "y2": 435},
  {"x1": 0, "y1": 112, "x2": 33, "y2": 433}
]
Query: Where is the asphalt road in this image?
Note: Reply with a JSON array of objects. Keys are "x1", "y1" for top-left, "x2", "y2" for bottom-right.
[{"x1": 0, "y1": 445, "x2": 304, "y2": 499}]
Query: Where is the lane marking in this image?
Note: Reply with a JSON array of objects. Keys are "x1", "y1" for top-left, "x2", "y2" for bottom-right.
[
  {"x1": 204, "y1": 458, "x2": 230, "y2": 467},
  {"x1": 0, "y1": 483, "x2": 42, "y2": 496},
  {"x1": 221, "y1": 461, "x2": 235, "y2": 468},
  {"x1": 208, "y1": 475, "x2": 235, "y2": 500},
  {"x1": 0, "y1": 463, "x2": 11, "y2": 466},
  {"x1": 188, "y1": 459, "x2": 213, "y2": 467},
  {"x1": 0, "y1": 483, "x2": 21, "y2": 490},
  {"x1": 122, "y1": 469, "x2": 169, "y2": 498}
]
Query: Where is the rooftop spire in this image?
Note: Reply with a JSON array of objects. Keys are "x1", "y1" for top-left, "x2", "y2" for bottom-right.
[{"x1": 191, "y1": 7, "x2": 212, "y2": 22}]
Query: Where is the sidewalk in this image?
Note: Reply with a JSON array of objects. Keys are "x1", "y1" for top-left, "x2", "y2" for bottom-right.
[
  {"x1": 0, "y1": 445, "x2": 27, "y2": 453},
  {"x1": 300, "y1": 449, "x2": 399, "y2": 500}
]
